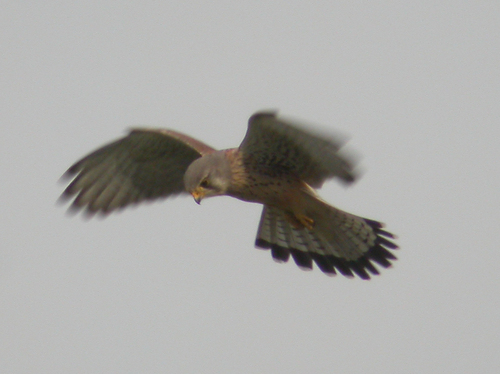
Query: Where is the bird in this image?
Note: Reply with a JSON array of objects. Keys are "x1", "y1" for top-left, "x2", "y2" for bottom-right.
[{"x1": 60, "y1": 111, "x2": 398, "y2": 279}]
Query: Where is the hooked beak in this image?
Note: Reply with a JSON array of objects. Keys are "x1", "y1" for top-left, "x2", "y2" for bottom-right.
[{"x1": 191, "y1": 188, "x2": 205, "y2": 205}]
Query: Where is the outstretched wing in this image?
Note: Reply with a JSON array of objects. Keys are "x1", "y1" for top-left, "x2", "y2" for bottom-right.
[
  {"x1": 60, "y1": 129, "x2": 216, "y2": 215},
  {"x1": 239, "y1": 112, "x2": 355, "y2": 187}
]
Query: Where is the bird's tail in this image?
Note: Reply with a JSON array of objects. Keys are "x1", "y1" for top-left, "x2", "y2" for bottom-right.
[{"x1": 255, "y1": 195, "x2": 398, "y2": 279}]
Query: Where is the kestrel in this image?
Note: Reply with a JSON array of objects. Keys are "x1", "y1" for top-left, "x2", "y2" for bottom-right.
[{"x1": 60, "y1": 111, "x2": 398, "y2": 279}]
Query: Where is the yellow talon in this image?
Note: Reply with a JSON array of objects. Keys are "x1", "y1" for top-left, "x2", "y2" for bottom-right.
[
  {"x1": 297, "y1": 214, "x2": 315, "y2": 230},
  {"x1": 284, "y1": 212, "x2": 315, "y2": 230}
]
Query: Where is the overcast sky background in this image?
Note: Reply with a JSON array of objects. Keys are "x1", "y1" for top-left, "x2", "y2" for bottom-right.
[{"x1": 1, "y1": 2, "x2": 499, "y2": 373}]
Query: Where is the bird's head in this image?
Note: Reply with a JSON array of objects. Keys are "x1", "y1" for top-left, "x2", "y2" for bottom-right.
[{"x1": 183, "y1": 151, "x2": 232, "y2": 204}]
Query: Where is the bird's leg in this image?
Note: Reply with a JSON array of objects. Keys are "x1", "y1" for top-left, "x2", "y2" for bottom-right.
[
  {"x1": 296, "y1": 214, "x2": 315, "y2": 230},
  {"x1": 284, "y1": 211, "x2": 315, "y2": 230}
]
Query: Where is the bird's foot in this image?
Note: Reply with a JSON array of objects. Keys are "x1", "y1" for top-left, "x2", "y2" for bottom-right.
[
  {"x1": 285, "y1": 212, "x2": 315, "y2": 230},
  {"x1": 296, "y1": 214, "x2": 315, "y2": 230}
]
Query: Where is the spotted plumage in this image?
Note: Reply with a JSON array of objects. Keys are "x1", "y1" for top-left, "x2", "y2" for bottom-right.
[{"x1": 60, "y1": 111, "x2": 398, "y2": 279}]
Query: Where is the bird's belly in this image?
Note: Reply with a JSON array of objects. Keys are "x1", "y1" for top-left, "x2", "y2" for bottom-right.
[{"x1": 228, "y1": 174, "x2": 302, "y2": 209}]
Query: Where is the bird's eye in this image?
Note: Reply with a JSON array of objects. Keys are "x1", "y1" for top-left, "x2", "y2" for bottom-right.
[{"x1": 200, "y1": 179, "x2": 210, "y2": 188}]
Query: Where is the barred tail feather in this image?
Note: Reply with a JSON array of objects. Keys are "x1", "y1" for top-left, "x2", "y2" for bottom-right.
[{"x1": 255, "y1": 201, "x2": 398, "y2": 280}]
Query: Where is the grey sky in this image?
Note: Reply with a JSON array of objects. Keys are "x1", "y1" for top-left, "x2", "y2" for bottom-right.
[{"x1": 1, "y1": 2, "x2": 499, "y2": 373}]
